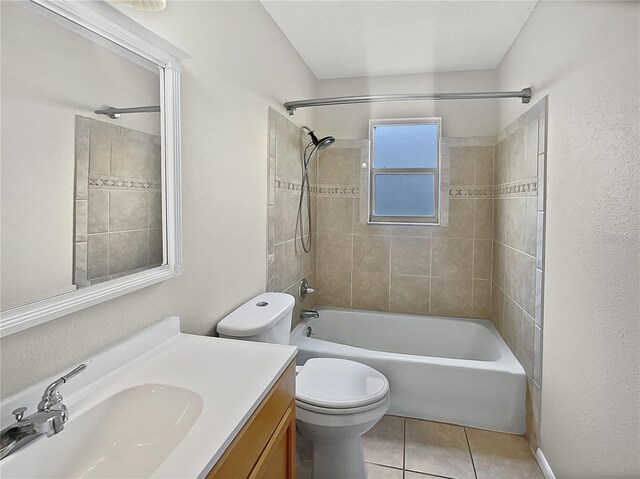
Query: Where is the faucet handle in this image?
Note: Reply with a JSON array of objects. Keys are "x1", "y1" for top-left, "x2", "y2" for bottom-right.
[
  {"x1": 12, "y1": 407, "x2": 27, "y2": 421},
  {"x1": 38, "y1": 364, "x2": 87, "y2": 412},
  {"x1": 299, "y1": 279, "x2": 316, "y2": 300},
  {"x1": 61, "y1": 364, "x2": 87, "y2": 382}
]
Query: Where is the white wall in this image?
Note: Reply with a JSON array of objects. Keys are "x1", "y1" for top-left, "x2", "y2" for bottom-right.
[
  {"x1": 0, "y1": 1, "x2": 160, "y2": 310},
  {"x1": 0, "y1": 1, "x2": 317, "y2": 398},
  {"x1": 497, "y1": 2, "x2": 639, "y2": 477},
  {"x1": 316, "y1": 69, "x2": 498, "y2": 138}
]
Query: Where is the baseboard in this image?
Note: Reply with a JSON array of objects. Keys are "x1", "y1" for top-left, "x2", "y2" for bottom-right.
[{"x1": 536, "y1": 448, "x2": 556, "y2": 479}]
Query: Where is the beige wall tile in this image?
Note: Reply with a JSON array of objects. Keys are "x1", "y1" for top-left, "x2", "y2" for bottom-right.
[
  {"x1": 316, "y1": 233, "x2": 352, "y2": 272},
  {"x1": 353, "y1": 235, "x2": 390, "y2": 273},
  {"x1": 525, "y1": 116, "x2": 539, "y2": 179},
  {"x1": 88, "y1": 190, "x2": 109, "y2": 234},
  {"x1": 109, "y1": 190, "x2": 148, "y2": 232},
  {"x1": 274, "y1": 240, "x2": 302, "y2": 291},
  {"x1": 75, "y1": 200, "x2": 87, "y2": 242},
  {"x1": 433, "y1": 199, "x2": 474, "y2": 238},
  {"x1": 148, "y1": 228, "x2": 163, "y2": 265},
  {"x1": 506, "y1": 250, "x2": 536, "y2": 317},
  {"x1": 316, "y1": 266, "x2": 351, "y2": 308},
  {"x1": 389, "y1": 275, "x2": 430, "y2": 315},
  {"x1": 524, "y1": 196, "x2": 537, "y2": 256},
  {"x1": 405, "y1": 419, "x2": 475, "y2": 479},
  {"x1": 274, "y1": 191, "x2": 298, "y2": 243},
  {"x1": 475, "y1": 146, "x2": 494, "y2": 185},
  {"x1": 149, "y1": 191, "x2": 162, "y2": 229},
  {"x1": 504, "y1": 198, "x2": 526, "y2": 250},
  {"x1": 109, "y1": 230, "x2": 148, "y2": 275},
  {"x1": 74, "y1": 241, "x2": 88, "y2": 287},
  {"x1": 493, "y1": 199, "x2": 505, "y2": 244},
  {"x1": 89, "y1": 128, "x2": 111, "y2": 175},
  {"x1": 391, "y1": 225, "x2": 433, "y2": 237},
  {"x1": 492, "y1": 241, "x2": 505, "y2": 289},
  {"x1": 87, "y1": 234, "x2": 108, "y2": 279},
  {"x1": 466, "y1": 427, "x2": 544, "y2": 479},
  {"x1": 430, "y1": 277, "x2": 472, "y2": 317},
  {"x1": 317, "y1": 196, "x2": 353, "y2": 234},
  {"x1": 474, "y1": 199, "x2": 493, "y2": 240},
  {"x1": 362, "y1": 415, "x2": 404, "y2": 469},
  {"x1": 535, "y1": 267, "x2": 544, "y2": 327},
  {"x1": 317, "y1": 148, "x2": 358, "y2": 185},
  {"x1": 473, "y1": 239, "x2": 492, "y2": 279},
  {"x1": 353, "y1": 200, "x2": 393, "y2": 236},
  {"x1": 503, "y1": 297, "x2": 534, "y2": 377},
  {"x1": 431, "y1": 238, "x2": 473, "y2": 278},
  {"x1": 352, "y1": 272, "x2": 389, "y2": 311},
  {"x1": 450, "y1": 147, "x2": 475, "y2": 186},
  {"x1": 473, "y1": 279, "x2": 491, "y2": 319},
  {"x1": 491, "y1": 283, "x2": 504, "y2": 333},
  {"x1": 390, "y1": 236, "x2": 431, "y2": 276},
  {"x1": 111, "y1": 135, "x2": 152, "y2": 179},
  {"x1": 534, "y1": 324, "x2": 543, "y2": 386}
]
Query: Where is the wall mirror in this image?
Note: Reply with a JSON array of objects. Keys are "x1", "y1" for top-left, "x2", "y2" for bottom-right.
[{"x1": 0, "y1": 0, "x2": 189, "y2": 337}]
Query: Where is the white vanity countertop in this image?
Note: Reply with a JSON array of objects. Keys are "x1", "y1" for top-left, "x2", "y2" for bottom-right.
[{"x1": 0, "y1": 317, "x2": 297, "y2": 479}]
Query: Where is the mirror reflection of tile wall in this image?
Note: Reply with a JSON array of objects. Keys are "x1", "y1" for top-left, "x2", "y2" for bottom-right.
[{"x1": 74, "y1": 116, "x2": 162, "y2": 287}]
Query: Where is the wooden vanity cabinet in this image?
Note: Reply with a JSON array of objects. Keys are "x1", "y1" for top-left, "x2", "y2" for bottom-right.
[{"x1": 207, "y1": 361, "x2": 296, "y2": 479}]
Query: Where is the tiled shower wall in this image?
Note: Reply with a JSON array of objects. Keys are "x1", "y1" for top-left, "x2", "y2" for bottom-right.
[
  {"x1": 491, "y1": 99, "x2": 547, "y2": 450},
  {"x1": 266, "y1": 108, "x2": 317, "y2": 329},
  {"x1": 74, "y1": 116, "x2": 162, "y2": 287},
  {"x1": 314, "y1": 137, "x2": 496, "y2": 319}
]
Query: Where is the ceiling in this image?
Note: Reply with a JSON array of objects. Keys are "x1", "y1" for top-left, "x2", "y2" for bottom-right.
[{"x1": 261, "y1": 1, "x2": 538, "y2": 79}]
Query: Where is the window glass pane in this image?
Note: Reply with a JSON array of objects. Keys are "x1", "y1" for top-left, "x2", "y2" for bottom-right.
[
  {"x1": 374, "y1": 174, "x2": 435, "y2": 217},
  {"x1": 373, "y1": 123, "x2": 438, "y2": 168}
]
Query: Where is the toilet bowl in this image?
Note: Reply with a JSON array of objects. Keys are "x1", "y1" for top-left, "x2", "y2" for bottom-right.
[{"x1": 217, "y1": 292, "x2": 390, "y2": 479}]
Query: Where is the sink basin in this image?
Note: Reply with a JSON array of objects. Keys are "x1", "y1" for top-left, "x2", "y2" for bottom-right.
[{"x1": 0, "y1": 384, "x2": 203, "y2": 478}]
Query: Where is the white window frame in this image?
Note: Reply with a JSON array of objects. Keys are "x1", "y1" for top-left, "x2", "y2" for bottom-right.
[{"x1": 368, "y1": 117, "x2": 442, "y2": 225}]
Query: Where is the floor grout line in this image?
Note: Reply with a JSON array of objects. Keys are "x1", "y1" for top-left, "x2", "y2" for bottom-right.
[
  {"x1": 403, "y1": 417, "x2": 407, "y2": 477},
  {"x1": 464, "y1": 427, "x2": 479, "y2": 479}
]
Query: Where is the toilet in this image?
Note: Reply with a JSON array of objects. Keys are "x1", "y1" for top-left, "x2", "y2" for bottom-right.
[{"x1": 217, "y1": 292, "x2": 390, "y2": 479}]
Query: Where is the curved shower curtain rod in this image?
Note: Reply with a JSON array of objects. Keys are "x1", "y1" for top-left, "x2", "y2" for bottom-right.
[{"x1": 284, "y1": 87, "x2": 532, "y2": 115}]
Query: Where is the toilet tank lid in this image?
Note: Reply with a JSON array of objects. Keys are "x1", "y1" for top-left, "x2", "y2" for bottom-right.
[{"x1": 217, "y1": 292, "x2": 295, "y2": 337}]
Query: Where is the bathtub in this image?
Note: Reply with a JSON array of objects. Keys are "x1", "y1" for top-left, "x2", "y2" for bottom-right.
[{"x1": 290, "y1": 307, "x2": 525, "y2": 434}]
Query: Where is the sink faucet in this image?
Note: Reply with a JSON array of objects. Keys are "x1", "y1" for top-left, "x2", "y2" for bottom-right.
[
  {"x1": 300, "y1": 309, "x2": 319, "y2": 319},
  {"x1": 0, "y1": 364, "x2": 86, "y2": 460}
]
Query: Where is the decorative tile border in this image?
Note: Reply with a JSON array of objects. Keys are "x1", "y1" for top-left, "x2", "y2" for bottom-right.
[
  {"x1": 317, "y1": 185, "x2": 359, "y2": 197},
  {"x1": 449, "y1": 179, "x2": 538, "y2": 198},
  {"x1": 494, "y1": 179, "x2": 538, "y2": 197},
  {"x1": 449, "y1": 186, "x2": 494, "y2": 198},
  {"x1": 89, "y1": 175, "x2": 161, "y2": 190}
]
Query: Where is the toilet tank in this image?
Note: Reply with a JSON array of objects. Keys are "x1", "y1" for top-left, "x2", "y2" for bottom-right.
[{"x1": 216, "y1": 292, "x2": 295, "y2": 345}]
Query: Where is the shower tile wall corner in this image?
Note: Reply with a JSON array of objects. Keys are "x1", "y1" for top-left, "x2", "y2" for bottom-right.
[
  {"x1": 267, "y1": 108, "x2": 317, "y2": 329},
  {"x1": 491, "y1": 97, "x2": 547, "y2": 451}
]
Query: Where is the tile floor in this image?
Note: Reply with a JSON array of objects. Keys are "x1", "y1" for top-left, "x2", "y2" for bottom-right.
[{"x1": 298, "y1": 415, "x2": 545, "y2": 479}]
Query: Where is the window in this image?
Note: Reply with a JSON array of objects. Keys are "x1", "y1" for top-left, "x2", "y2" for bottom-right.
[{"x1": 369, "y1": 118, "x2": 441, "y2": 224}]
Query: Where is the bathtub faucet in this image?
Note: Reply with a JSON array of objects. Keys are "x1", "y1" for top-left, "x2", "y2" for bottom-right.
[{"x1": 300, "y1": 309, "x2": 319, "y2": 319}]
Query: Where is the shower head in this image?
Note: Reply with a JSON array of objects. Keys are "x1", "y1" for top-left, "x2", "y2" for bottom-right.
[{"x1": 302, "y1": 126, "x2": 335, "y2": 150}]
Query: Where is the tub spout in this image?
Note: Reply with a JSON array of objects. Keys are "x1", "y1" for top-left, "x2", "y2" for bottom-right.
[{"x1": 301, "y1": 309, "x2": 319, "y2": 319}]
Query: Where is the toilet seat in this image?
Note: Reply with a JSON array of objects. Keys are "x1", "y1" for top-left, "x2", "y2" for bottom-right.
[{"x1": 295, "y1": 358, "x2": 390, "y2": 413}]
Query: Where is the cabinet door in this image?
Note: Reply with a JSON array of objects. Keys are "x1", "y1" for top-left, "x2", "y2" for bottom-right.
[{"x1": 249, "y1": 401, "x2": 296, "y2": 479}]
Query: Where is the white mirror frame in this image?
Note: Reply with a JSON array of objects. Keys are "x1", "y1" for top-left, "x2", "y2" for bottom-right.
[{"x1": 0, "y1": 0, "x2": 190, "y2": 338}]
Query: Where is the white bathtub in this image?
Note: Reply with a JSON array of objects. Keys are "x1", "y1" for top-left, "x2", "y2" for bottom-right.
[{"x1": 290, "y1": 307, "x2": 525, "y2": 434}]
